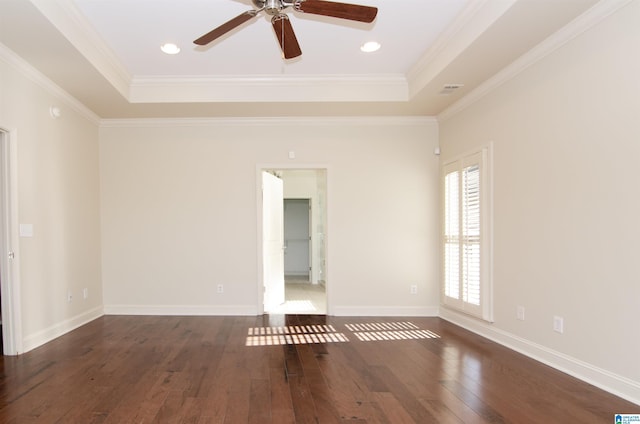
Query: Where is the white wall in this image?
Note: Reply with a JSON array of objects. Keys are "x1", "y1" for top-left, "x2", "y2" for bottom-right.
[
  {"x1": 438, "y1": 1, "x2": 640, "y2": 404},
  {"x1": 99, "y1": 118, "x2": 440, "y2": 316},
  {"x1": 0, "y1": 46, "x2": 103, "y2": 352}
]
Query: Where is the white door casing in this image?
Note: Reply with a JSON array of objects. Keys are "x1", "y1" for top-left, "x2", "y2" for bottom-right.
[{"x1": 0, "y1": 128, "x2": 23, "y2": 355}]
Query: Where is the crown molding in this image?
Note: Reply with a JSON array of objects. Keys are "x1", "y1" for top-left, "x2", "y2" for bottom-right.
[
  {"x1": 31, "y1": 1, "x2": 409, "y2": 104},
  {"x1": 99, "y1": 115, "x2": 437, "y2": 129},
  {"x1": 437, "y1": 0, "x2": 634, "y2": 122},
  {"x1": 30, "y1": 1, "x2": 412, "y2": 104},
  {"x1": 128, "y1": 74, "x2": 409, "y2": 103},
  {"x1": 0, "y1": 43, "x2": 100, "y2": 125},
  {"x1": 406, "y1": 0, "x2": 517, "y2": 99},
  {"x1": 29, "y1": 0, "x2": 131, "y2": 99}
]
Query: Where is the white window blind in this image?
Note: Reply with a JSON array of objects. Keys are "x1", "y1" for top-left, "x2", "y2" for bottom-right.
[{"x1": 442, "y1": 147, "x2": 492, "y2": 321}]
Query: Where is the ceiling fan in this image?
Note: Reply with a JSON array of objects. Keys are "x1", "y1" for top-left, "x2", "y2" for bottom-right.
[{"x1": 194, "y1": 0, "x2": 378, "y2": 59}]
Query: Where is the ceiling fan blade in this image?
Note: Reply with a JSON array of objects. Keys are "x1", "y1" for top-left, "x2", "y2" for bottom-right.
[
  {"x1": 295, "y1": 0, "x2": 377, "y2": 23},
  {"x1": 194, "y1": 10, "x2": 258, "y2": 45},
  {"x1": 271, "y1": 15, "x2": 302, "y2": 59}
]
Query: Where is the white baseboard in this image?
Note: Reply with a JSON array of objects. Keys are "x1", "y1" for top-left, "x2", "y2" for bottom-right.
[
  {"x1": 439, "y1": 308, "x2": 640, "y2": 406},
  {"x1": 330, "y1": 305, "x2": 440, "y2": 317},
  {"x1": 22, "y1": 306, "x2": 104, "y2": 354},
  {"x1": 103, "y1": 304, "x2": 259, "y2": 316},
  {"x1": 105, "y1": 304, "x2": 439, "y2": 318}
]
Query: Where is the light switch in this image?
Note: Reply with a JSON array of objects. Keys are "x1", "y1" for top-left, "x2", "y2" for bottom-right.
[{"x1": 19, "y1": 224, "x2": 33, "y2": 237}]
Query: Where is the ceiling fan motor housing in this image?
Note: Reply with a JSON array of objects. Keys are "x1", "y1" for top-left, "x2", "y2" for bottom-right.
[{"x1": 253, "y1": 0, "x2": 287, "y2": 16}]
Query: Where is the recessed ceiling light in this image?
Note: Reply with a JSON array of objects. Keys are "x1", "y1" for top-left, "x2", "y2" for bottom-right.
[
  {"x1": 161, "y1": 43, "x2": 180, "y2": 55},
  {"x1": 360, "y1": 41, "x2": 381, "y2": 53}
]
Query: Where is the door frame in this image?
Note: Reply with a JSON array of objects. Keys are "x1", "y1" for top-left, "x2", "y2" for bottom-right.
[
  {"x1": 0, "y1": 128, "x2": 23, "y2": 355},
  {"x1": 256, "y1": 164, "x2": 330, "y2": 314}
]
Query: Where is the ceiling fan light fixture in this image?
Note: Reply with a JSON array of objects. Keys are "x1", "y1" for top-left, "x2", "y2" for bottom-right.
[
  {"x1": 360, "y1": 41, "x2": 380, "y2": 53},
  {"x1": 160, "y1": 43, "x2": 181, "y2": 55}
]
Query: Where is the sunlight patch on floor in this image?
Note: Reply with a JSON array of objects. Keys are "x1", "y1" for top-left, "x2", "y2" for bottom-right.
[
  {"x1": 246, "y1": 321, "x2": 440, "y2": 346},
  {"x1": 346, "y1": 321, "x2": 441, "y2": 342},
  {"x1": 352, "y1": 329, "x2": 440, "y2": 341},
  {"x1": 248, "y1": 324, "x2": 338, "y2": 335},
  {"x1": 246, "y1": 332, "x2": 349, "y2": 346},
  {"x1": 345, "y1": 321, "x2": 420, "y2": 331},
  {"x1": 246, "y1": 324, "x2": 348, "y2": 346}
]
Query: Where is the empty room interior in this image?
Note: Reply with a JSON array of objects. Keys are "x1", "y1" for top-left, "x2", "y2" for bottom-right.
[{"x1": 0, "y1": 0, "x2": 638, "y2": 422}]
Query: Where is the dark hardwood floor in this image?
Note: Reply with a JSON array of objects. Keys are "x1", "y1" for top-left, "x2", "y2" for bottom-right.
[{"x1": 0, "y1": 315, "x2": 636, "y2": 423}]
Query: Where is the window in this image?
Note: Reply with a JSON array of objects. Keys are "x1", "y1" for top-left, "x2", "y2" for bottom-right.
[{"x1": 442, "y1": 146, "x2": 493, "y2": 321}]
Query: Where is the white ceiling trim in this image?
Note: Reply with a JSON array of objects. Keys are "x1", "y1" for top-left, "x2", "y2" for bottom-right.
[
  {"x1": 128, "y1": 74, "x2": 408, "y2": 103},
  {"x1": 29, "y1": 0, "x2": 410, "y2": 104},
  {"x1": 406, "y1": 0, "x2": 517, "y2": 98},
  {"x1": 28, "y1": 0, "x2": 131, "y2": 99},
  {"x1": 437, "y1": 0, "x2": 632, "y2": 123},
  {"x1": 28, "y1": 0, "x2": 463, "y2": 105},
  {"x1": 99, "y1": 116, "x2": 437, "y2": 129},
  {"x1": 0, "y1": 43, "x2": 100, "y2": 125}
]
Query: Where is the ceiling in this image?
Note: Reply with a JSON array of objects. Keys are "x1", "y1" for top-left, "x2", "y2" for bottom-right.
[{"x1": 0, "y1": 0, "x2": 599, "y2": 119}]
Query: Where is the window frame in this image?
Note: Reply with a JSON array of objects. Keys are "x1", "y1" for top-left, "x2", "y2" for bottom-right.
[{"x1": 441, "y1": 144, "x2": 494, "y2": 322}]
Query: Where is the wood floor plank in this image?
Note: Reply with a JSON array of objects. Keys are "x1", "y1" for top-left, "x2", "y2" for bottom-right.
[
  {"x1": 222, "y1": 363, "x2": 251, "y2": 423},
  {"x1": 199, "y1": 381, "x2": 229, "y2": 423},
  {"x1": 268, "y1": 360, "x2": 296, "y2": 424},
  {"x1": 312, "y1": 347, "x2": 379, "y2": 419},
  {"x1": 129, "y1": 371, "x2": 176, "y2": 423},
  {"x1": 434, "y1": 383, "x2": 495, "y2": 424},
  {"x1": 369, "y1": 365, "x2": 440, "y2": 423},
  {"x1": 416, "y1": 398, "x2": 466, "y2": 424},
  {"x1": 151, "y1": 389, "x2": 191, "y2": 423},
  {"x1": 296, "y1": 348, "x2": 341, "y2": 423},
  {"x1": 372, "y1": 392, "x2": 420, "y2": 424},
  {"x1": 287, "y1": 374, "x2": 320, "y2": 424},
  {"x1": 440, "y1": 379, "x2": 506, "y2": 423},
  {"x1": 248, "y1": 379, "x2": 272, "y2": 424}
]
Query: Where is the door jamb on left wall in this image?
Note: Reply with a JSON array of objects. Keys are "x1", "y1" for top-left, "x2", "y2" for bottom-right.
[{"x1": 0, "y1": 128, "x2": 23, "y2": 355}]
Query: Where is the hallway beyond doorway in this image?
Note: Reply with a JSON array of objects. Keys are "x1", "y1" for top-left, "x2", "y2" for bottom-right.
[{"x1": 268, "y1": 276, "x2": 326, "y2": 314}]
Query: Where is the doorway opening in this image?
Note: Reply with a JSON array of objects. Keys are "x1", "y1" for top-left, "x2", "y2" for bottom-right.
[
  {"x1": 260, "y1": 168, "x2": 327, "y2": 315},
  {"x1": 284, "y1": 198, "x2": 310, "y2": 281}
]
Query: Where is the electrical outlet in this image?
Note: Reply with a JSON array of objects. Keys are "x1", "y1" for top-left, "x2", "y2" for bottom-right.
[
  {"x1": 410, "y1": 285, "x2": 418, "y2": 294},
  {"x1": 217, "y1": 284, "x2": 224, "y2": 294},
  {"x1": 553, "y1": 316, "x2": 564, "y2": 334},
  {"x1": 67, "y1": 290, "x2": 73, "y2": 303},
  {"x1": 83, "y1": 288, "x2": 89, "y2": 299},
  {"x1": 517, "y1": 306, "x2": 525, "y2": 321}
]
